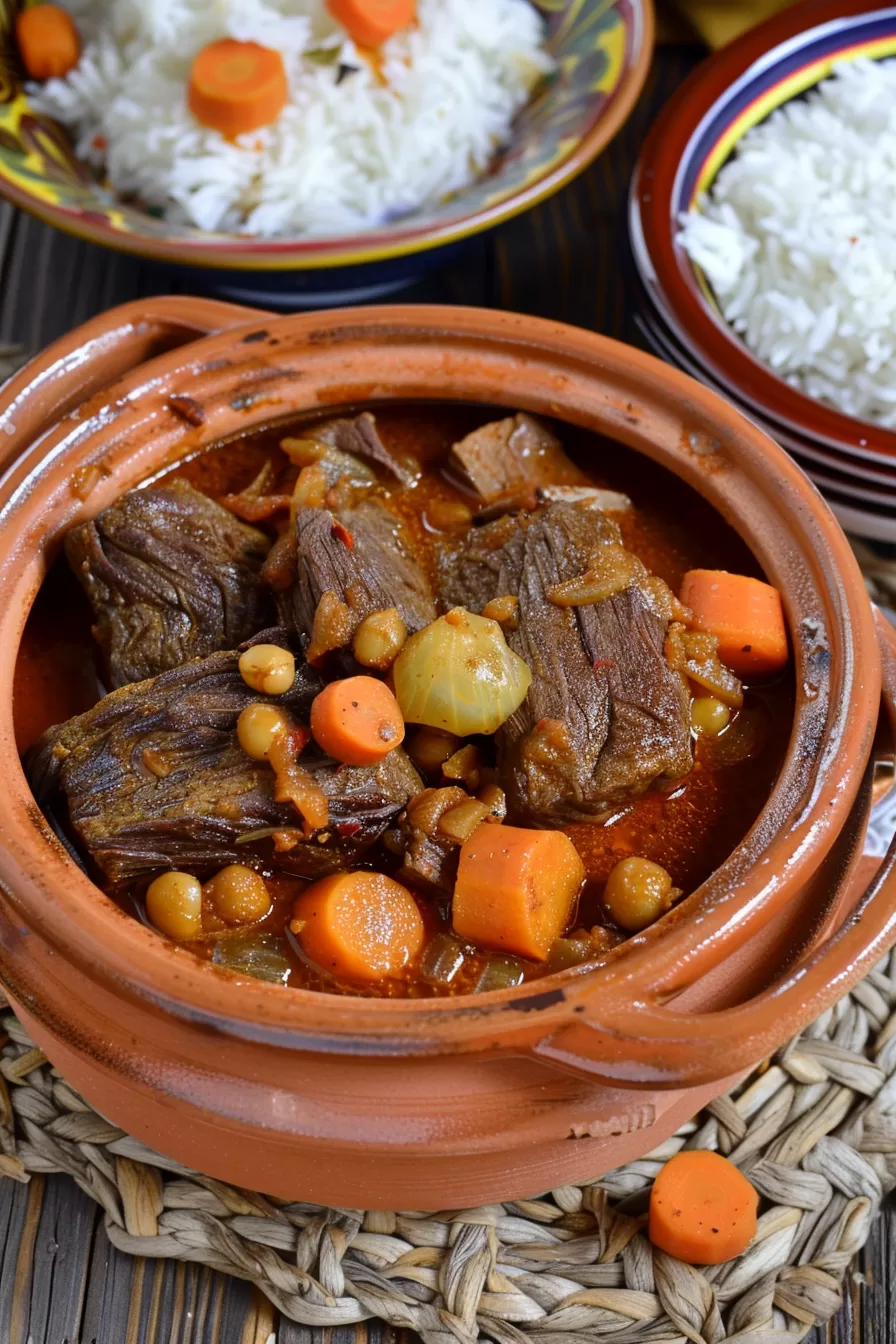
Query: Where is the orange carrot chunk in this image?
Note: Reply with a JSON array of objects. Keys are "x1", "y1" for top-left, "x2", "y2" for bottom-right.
[
  {"x1": 680, "y1": 568, "x2": 788, "y2": 679},
  {"x1": 327, "y1": 0, "x2": 416, "y2": 48},
  {"x1": 291, "y1": 872, "x2": 424, "y2": 982},
  {"x1": 188, "y1": 39, "x2": 288, "y2": 139},
  {"x1": 16, "y1": 4, "x2": 80, "y2": 80},
  {"x1": 310, "y1": 675, "x2": 405, "y2": 766},
  {"x1": 649, "y1": 1151, "x2": 758, "y2": 1266},
  {"x1": 453, "y1": 825, "x2": 585, "y2": 962}
]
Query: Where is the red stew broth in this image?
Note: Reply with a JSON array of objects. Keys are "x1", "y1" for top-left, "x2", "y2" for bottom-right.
[{"x1": 15, "y1": 405, "x2": 794, "y2": 998}]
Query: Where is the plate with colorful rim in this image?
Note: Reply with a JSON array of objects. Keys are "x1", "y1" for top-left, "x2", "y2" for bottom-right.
[
  {"x1": 0, "y1": 0, "x2": 652, "y2": 285},
  {"x1": 629, "y1": 0, "x2": 896, "y2": 466}
]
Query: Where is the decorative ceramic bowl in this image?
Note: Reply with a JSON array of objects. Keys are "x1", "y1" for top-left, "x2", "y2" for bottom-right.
[
  {"x1": 627, "y1": 253, "x2": 896, "y2": 544},
  {"x1": 628, "y1": 263, "x2": 896, "y2": 543},
  {"x1": 0, "y1": 0, "x2": 652, "y2": 305},
  {"x1": 0, "y1": 298, "x2": 894, "y2": 1209},
  {"x1": 629, "y1": 0, "x2": 896, "y2": 470}
]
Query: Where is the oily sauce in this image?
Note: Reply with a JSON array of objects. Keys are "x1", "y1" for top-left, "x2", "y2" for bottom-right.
[{"x1": 15, "y1": 405, "x2": 794, "y2": 996}]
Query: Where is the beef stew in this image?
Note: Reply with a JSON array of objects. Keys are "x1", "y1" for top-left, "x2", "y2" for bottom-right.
[{"x1": 19, "y1": 405, "x2": 794, "y2": 997}]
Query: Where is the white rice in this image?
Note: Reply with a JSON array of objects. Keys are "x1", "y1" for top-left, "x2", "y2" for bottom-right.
[
  {"x1": 29, "y1": 0, "x2": 552, "y2": 237},
  {"x1": 677, "y1": 58, "x2": 896, "y2": 428}
]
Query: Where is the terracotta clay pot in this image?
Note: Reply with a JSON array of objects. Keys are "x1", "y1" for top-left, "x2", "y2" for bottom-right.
[{"x1": 0, "y1": 298, "x2": 894, "y2": 1210}]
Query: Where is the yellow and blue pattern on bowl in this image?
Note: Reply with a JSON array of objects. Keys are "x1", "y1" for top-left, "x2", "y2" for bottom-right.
[{"x1": 0, "y1": 0, "x2": 651, "y2": 277}]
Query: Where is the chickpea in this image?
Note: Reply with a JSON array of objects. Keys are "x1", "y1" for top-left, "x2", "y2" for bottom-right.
[
  {"x1": 603, "y1": 856, "x2": 674, "y2": 933},
  {"x1": 237, "y1": 703, "x2": 289, "y2": 761},
  {"x1": 353, "y1": 608, "x2": 408, "y2": 671},
  {"x1": 204, "y1": 865, "x2": 271, "y2": 926},
  {"x1": 690, "y1": 695, "x2": 731, "y2": 738},
  {"x1": 238, "y1": 644, "x2": 296, "y2": 696},
  {"x1": 407, "y1": 726, "x2": 461, "y2": 774},
  {"x1": 146, "y1": 872, "x2": 202, "y2": 941}
]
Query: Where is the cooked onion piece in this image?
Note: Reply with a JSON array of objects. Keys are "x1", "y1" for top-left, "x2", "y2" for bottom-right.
[
  {"x1": 393, "y1": 607, "x2": 531, "y2": 736},
  {"x1": 546, "y1": 544, "x2": 646, "y2": 607}
]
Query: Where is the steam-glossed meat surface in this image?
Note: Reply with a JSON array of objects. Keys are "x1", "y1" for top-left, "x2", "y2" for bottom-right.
[
  {"x1": 26, "y1": 643, "x2": 422, "y2": 886},
  {"x1": 448, "y1": 413, "x2": 588, "y2": 503},
  {"x1": 441, "y1": 502, "x2": 692, "y2": 823},
  {"x1": 65, "y1": 480, "x2": 272, "y2": 689},
  {"x1": 287, "y1": 498, "x2": 438, "y2": 647}
]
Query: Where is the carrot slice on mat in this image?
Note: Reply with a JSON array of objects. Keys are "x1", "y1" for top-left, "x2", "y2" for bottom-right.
[
  {"x1": 327, "y1": 0, "x2": 416, "y2": 48},
  {"x1": 680, "y1": 568, "x2": 788, "y2": 679},
  {"x1": 16, "y1": 4, "x2": 80, "y2": 80},
  {"x1": 188, "y1": 39, "x2": 288, "y2": 138},
  {"x1": 310, "y1": 675, "x2": 405, "y2": 766},
  {"x1": 291, "y1": 872, "x2": 425, "y2": 981},
  {"x1": 649, "y1": 1151, "x2": 758, "y2": 1265},
  {"x1": 452, "y1": 825, "x2": 585, "y2": 962}
]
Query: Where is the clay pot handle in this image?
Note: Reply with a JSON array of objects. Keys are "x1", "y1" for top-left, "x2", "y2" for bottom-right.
[
  {"x1": 532, "y1": 606, "x2": 896, "y2": 1089},
  {"x1": 0, "y1": 296, "x2": 268, "y2": 475}
]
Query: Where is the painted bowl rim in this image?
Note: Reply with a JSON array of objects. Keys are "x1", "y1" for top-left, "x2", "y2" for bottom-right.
[
  {"x1": 0, "y1": 0, "x2": 653, "y2": 272},
  {"x1": 629, "y1": 0, "x2": 896, "y2": 463}
]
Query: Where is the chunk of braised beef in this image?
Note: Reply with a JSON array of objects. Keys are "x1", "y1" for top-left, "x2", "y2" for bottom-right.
[
  {"x1": 447, "y1": 413, "x2": 587, "y2": 505},
  {"x1": 440, "y1": 501, "x2": 692, "y2": 823},
  {"x1": 284, "y1": 499, "x2": 437, "y2": 661},
  {"x1": 316, "y1": 411, "x2": 417, "y2": 487},
  {"x1": 64, "y1": 480, "x2": 272, "y2": 689},
  {"x1": 26, "y1": 640, "x2": 423, "y2": 887}
]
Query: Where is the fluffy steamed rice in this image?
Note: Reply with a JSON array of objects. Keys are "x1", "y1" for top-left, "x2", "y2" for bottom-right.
[
  {"x1": 30, "y1": 0, "x2": 553, "y2": 237},
  {"x1": 677, "y1": 58, "x2": 896, "y2": 428}
]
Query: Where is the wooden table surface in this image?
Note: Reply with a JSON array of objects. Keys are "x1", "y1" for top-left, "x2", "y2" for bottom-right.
[{"x1": 0, "y1": 45, "x2": 892, "y2": 1343}]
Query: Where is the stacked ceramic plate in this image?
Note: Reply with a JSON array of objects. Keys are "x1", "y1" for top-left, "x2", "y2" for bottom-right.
[{"x1": 628, "y1": 0, "x2": 896, "y2": 543}]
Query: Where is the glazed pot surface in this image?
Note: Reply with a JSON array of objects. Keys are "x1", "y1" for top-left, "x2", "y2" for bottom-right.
[{"x1": 0, "y1": 300, "x2": 892, "y2": 1206}]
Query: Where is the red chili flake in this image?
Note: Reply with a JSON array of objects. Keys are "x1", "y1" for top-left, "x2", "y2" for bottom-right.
[
  {"x1": 593, "y1": 659, "x2": 616, "y2": 674},
  {"x1": 331, "y1": 520, "x2": 354, "y2": 549},
  {"x1": 167, "y1": 394, "x2": 205, "y2": 426},
  {"x1": 336, "y1": 819, "x2": 362, "y2": 838},
  {"x1": 92, "y1": 134, "x2": 107, "y2": 152}
]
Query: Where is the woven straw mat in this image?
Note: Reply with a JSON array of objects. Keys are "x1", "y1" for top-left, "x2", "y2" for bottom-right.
[
  {"x1": 3, "y1": 343, "x2": 896, "y2": 1341},
  {"x1": 2, "y1": 951, "x2": 896, "y2": 1344}
]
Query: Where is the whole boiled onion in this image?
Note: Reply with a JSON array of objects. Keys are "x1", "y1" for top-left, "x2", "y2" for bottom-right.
[{"x1": 393, "y1": 607, "x2": 531, "y2": 736}]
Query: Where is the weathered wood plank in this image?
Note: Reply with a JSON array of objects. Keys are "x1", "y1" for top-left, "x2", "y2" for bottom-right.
[
  {"x1": 0, "y1": 1174, "x2": 36, "y2": 1344},
  {"x1": 81, "y1": 1213, "x2": 141, "y2": 1344},
  {"x1": 27, "y1": 1174, "x2": 97, "y2": 1344}
]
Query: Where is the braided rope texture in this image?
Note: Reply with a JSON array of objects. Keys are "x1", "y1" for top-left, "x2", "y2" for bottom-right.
[{"x1": 1, "y1": 954, "x2": 896, "y2": 1344}]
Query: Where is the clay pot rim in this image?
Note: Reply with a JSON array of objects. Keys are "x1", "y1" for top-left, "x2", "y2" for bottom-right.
[{"x1": 0, "y1": 304, "x2": 879, "y2": 1053}]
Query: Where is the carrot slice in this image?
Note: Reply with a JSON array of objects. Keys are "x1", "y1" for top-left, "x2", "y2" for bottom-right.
[
  {"x1": 188, "y1": 39, "x2": 288, "y2": 139},
  {"x1": 327, "y1": 0, "x2": 415, "y2": 48},
  {"x1": 310, "y1": 675, "x2": 405, "y2": 766},
  {"x1": 291, "y1": 872, "x2": 424, "y2": 981},
  {"x1": 16, "y1": 4, "x2": 80, "y2": 80},
  {"x1": 649, "y1": 1151, "x2": 758, "y2": 1265},
  {"x1": 453, "y1": 825, "x2": 585, "y2": 962},
  {"x1": 680, "y1": 569, "x2": 788, "y2": 679}
]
